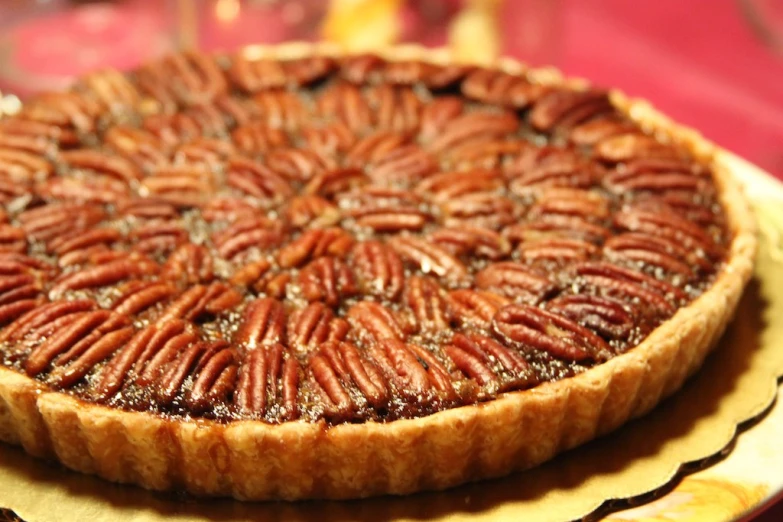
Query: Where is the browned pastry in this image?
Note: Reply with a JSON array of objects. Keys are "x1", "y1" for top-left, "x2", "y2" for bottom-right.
[{"x1": 0, "y1": 43, "x2": 756, "y2": 500}]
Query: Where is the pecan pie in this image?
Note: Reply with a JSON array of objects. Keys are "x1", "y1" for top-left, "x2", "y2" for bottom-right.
[{"x1": 0, "y1": 43, "x2": 756, "y2": 500}]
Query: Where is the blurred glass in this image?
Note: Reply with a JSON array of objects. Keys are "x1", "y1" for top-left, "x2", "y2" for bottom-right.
[
  {"x1": 739, "y1": 0, "x2": 783, "y2": 55},
  {"x1": 0, "y1": 0, "x2": 562, "y2": 98},
  {"x1": 0, "y1": 0, "x2": 179, "y2": 97}
]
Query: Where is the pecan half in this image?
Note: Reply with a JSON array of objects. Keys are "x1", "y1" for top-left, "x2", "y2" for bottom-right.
[
  {"x1": 443, "y1": 332, "x2": 535, "y2": 391},
  {"x1": 298, "y1": 257, "x2": 358, "y2": 306},
  {"x1": 235, "y1": 343, "x2": 300, "y2": 420},
  {"x1": 446, "y1": 289, "x2": 510, "y2": 329},
  {"x1": 231, "y1": 122, "x2": 290, "y2": 155},
  {"x1": 284, "y1": 195, "x2": 341, "y2": 229},
  {"x1": 475, "y1": 262, "x2": 556, "y2": 303},
  {"x1": 546, "y1": 294, "x2": 635, "y2": 343},
  {"x1": 429, "y1": 226, "x2": 511, "y2": 260},
  {"x1": 235, "y1": 298, "x2": 287, "y2": 349},
  {"x1": 288, "y1": 302, "x2": 350, "y2": 354},
  {"x1": 347, "y1": 301, "x2": 406, "y2": 344},
  {"x1": 405, "y1": 276, "x2": 450, "y2": 334},
  {"x1": 440, "y1": 192, "x2": 519, "y2": 230},
  {"x1": 161, "y1": 243, "x2": 214, "y2": 285},
  {"x1": 225, "y1": 156, "x2": 294, "y2": 203},
  {"x1": 350, "y1": 240, "x2": 405, "y2": 301},
  {"x1": 493, "y1": 304, "x2": 612, "y2": 361},
  {"x1": 387, "y1": 236, "x2": 468, "y2": 284},
  {"x1": 308, "y1": 341, "x2": 389, "y2": 419},
  {"x1": 277, "y1": 228, "x2": 354, "y2": 268}
]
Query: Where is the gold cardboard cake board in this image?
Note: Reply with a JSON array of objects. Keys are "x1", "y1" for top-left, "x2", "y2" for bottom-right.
[{"x1": 0, "y1": 153, "x2": 781, "y2": 522}]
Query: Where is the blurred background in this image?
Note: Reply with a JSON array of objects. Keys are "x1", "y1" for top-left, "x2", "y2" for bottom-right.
[{"x1": 0, "y1": 0, "x2": 781, "y2": 180}]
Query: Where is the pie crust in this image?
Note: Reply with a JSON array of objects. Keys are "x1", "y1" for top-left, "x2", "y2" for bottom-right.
[{"x1": 0, "y1": 42, "x2": 757, "y2": 500}]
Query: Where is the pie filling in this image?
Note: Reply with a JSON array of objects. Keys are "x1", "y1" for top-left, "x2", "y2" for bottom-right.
[{"x1": 0, "y1": 52, "x2": 728, "y2": 425}]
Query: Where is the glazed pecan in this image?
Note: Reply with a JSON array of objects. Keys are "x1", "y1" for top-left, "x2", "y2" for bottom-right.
[
  {"x1": 0, "y1": 225, "x2": 27, "y2": 254},
  {"x1": 387, "y1": 236, "x2": 468, "y2": 284},
  {"x1": 160, "y1": 244, "x2": 215, "y2": 285},
  {"x1": 614, "y1": 205, "x2": 720, "y2": 258},
  {"x1": 527, "y1": 188, "x2": 610, "y2": 222},
  {"x1": 366, "y1": 84, "x2": 422, "y2": 133},
  {"x1": 440, "y1": 192, "x2": 519, "y2": 230},
  {"x1": 76, "y1": 68, "x2": 140, "y2": 111},
  {"x1": 443, "y1": 332, "x2": 534, "y2": 391},
  {"x1": 251, "y1": 90, "x2": 309, "y2": 130},
  {"x1": 141, "y1": 165, "x2": 216, "y2": 208},
  {"x1": 39, "y1": 175, "x2": 129, "y2": 204},
  {"x1": 177, "y1": 135, "x2": 238, "y2": 165},
  {"x1": 235, "y1": 298, "x2": 287, "y2": 349},
  {"x1": 309, "y1": 341, "x2": 388, "y2": 417},
  {"x1": 186, "y1": 344, "x2": 239, "y2": 413},
  {"x1": 429, "y1": 226, "x2": 511, "y2": 260},
  {"x1": 156, "y1": 282, "x2": 242, "y2": 324},
  {"x1": 47, "y1": 325, "x2": 135, "y2": 389},
  {"x1": 574, "y1": 262, "x2": 687, "y2": 316},
  {"x1": 229, "y1": 55, "x2": 336, "y2": 92},
  {"x1": 212, "y1": 217, "x2": 285, "y2": 262},
  {"x1": 49, "y1": 255, "x2": 157, "y2": 297},
  {"x1": 366, "y1": 144, "x2": 439, "y2": 187},
  {"x1": 317, "y1": 82, "x2": 373, "y2": 134},
  {"x1": 343, "y1": 132, "x2": 408, "y2": 168},
  {"x1": 24, "y1": 308, "x2": 116, "y2": 376},
  {"x1": 446, "y1": 289, "x2": 510, "y2": 329},
  {"x1": 475, "y1": 262, "x2": 556, "y2": 303},
  {"x1": 0, "y1": 118, "x2": 59, "y2": 155},
  {"x1": 231, "y1": 123, "x2": 290, "y2": 155},
  {"x1": 503, "y1": 215, "x2": 611, "y2": 245},
  {"x1": 428, "y1": 111, "x2": 519, "y2": 153},
  {"x1": 507, "y1": 147, "x2": 600, "y2": 195},
  {"x1": 20, "y1": 91, "x2": 101, "y2": 134},
  {"x1": 103, "y1": 126, "x2": 168, "y2": 170},
  {"x1": 516, "y1": 237, "x2": 599, "y2": 263},
  {"x1": 225, "y1": 156, "x2": 293, "y2": 203},
  {"x1": 287, "y1": 302, "x2": 350, "y2": 354},
  {"x1": 60, "y1": 149, "x2": 141, "y2": 184},
  {"x1": 300, "y1": 122, "x2": 357, "y2": 158},
  {"x1": 136, "y1": 51, "x2": 227, "y2": 107},
  {"x1": 0, "y1": 147, "x2": 53, "y2": 182},
  {"x1": 350, "y1": 240, "x2": 406, "y2": 301},
  {"x1": 283, "y1": 195, "x2": 341, "y2": 229},
  {"x1": 277, "y1": 228, "x2": 354, "y2": 268},
  {"x1": 267, "y1": 147, "x2": 333, "y2": 182},
  {"x1": 462, "y1": 69, "x2": 549, "y2": 109},
  {"x1": 235, "y1": 343, "x2": 300, "y2": 420},
  {"x1": 493, "y1": 304, "x2": 612, "y2": 361},
  {"x1": 603, "y1": 232, "x2": 695, "y2": 279},
  {"x1": 347, "y1": 301, "x2": 406, "y2": 344},
  {"x1": 405, "y1": 276, "x2": 450, "y2": 334},
  {"x1": 47, "y1": 227, "x2": 121, "y2": 260},
  {"x1": 529, "y1": 89, "x2": 612, "y2": 133},
  {"x1": 339, "y1": 54, "x2": 383, "y2": 84},
  {"x1": 304, "y1": 168, "x2": 367, "y2": 197},
  {"x1": 112, "y1": 280, "x2": 175, "y2": 316},
  {"x1": 568, "y1": 116, "x2": 638, "y2": 147},
  {"x1": 595, "y1": 133, "x2": 682, "y2": 163},
  {"x1": 418, "y1": 96, "x2": 464, "y2": 143},
  {"x1": 546, "y1": 294, "x2": 635, "y2": 343},
  {"x1": 129, "y1": 221, "x2": 188, "y2": 256},
  {"x1": 368, "y1": 339, "x2": 455, "y2": 400},
  {"x1": 297, "y1": 257, "x2": 358, "y2": 306},
  {"x1": 415, "y1": 169, "x2": 503, "y2": 203}
]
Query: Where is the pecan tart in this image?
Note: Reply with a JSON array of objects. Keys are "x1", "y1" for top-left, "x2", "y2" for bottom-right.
[{"x1": 0, "y1": 43, "x2": 757, "y2": 500}]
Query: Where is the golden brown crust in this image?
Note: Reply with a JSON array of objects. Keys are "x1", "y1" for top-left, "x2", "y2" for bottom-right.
[{"x1": 0, "y1": 42, "x2": 757, "y2": 500}]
